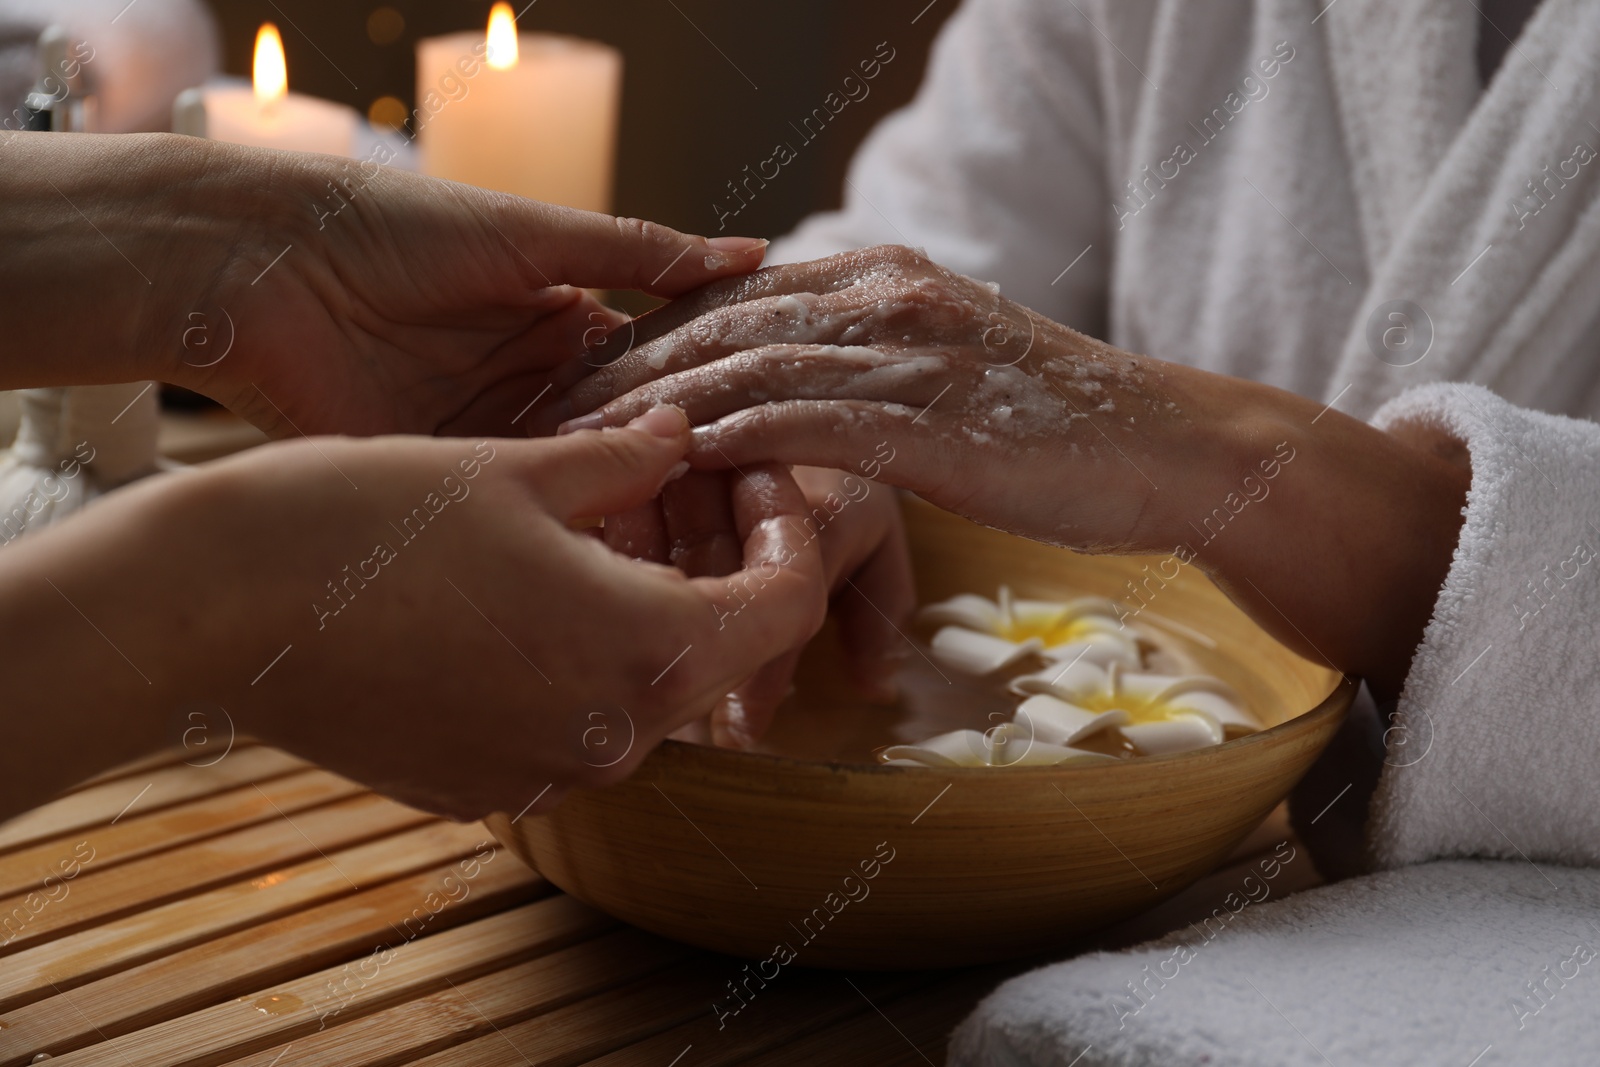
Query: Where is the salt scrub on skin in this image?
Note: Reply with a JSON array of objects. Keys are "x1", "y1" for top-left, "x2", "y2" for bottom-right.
[
  {"x1": 760, "y1": 293, "x2": 824, "y2": 342},
  {"x1": 641, "y1": 288, "x2": 923, "y2": 373},
  {"x1": 882, "y1": 587, "x2": 1261, "y2": 768},
  {"x1": 644, "y1": 291, "x2": 826, "y2": 370},
  {"x1": 963, "y1": 365, "x2": 1074, "y2": 439},
  {"x1": 1040, "y1": 346, "x2": 1180, "y2": 425}
]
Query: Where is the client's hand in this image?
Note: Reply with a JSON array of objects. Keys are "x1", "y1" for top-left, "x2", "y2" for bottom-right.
[
  {"x1": 551, "y1": 246, "x2": 1470, "y2": 700},
  {"x1": 554, "y1": 245, "x2": 1172, "y2": 548},
  {"x1": 0, "y1": 407, "x2": 827, "y2": 821}
]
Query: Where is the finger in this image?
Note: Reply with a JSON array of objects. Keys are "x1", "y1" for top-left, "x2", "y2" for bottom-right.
[
  {"x1": 524, "y1": 330, "x2": 636, "y2": 438},
  {"x1": 560, "y1": 294, "x2": 885, "y2": 422},
  {"x1": 711, "y1": 646, "x2": 805, "y2": 749},
  {"x1": 529, "y1": 404, "x2": 690, "y2": 519},
  {"x1": 687, "y1": 400, "x2": 965, "y2": 505},
  {"x1": 833, "y1": 518, "x2": 917, "y2": 702},
  {"x1": 616, "y1": 243, "x2": 934, "y2": 349},
  {"x1": 568, "y1": 343, "x2": 951, "y2": 432},
  {"x1": 685, "y1": 464, "x2": 827, "y2": 690},
  {"x1": 543, "y1": 245, "x2": 964, "y2": 432},
  {"x1": 661, "y1": 470, "x2": 742, "y2": 577},
  {"x1": 603, "y1": 500, "x2": 669, "y2": 563},
  {"x1": 556, "y1": 262, "x2": 981, "y2": 424},
  {"x1": 474, "y1": 192, "x2": 769, "y2": 296}
]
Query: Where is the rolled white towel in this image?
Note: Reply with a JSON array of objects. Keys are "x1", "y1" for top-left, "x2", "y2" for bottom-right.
[{"x1": 950, "y1": 859, "x2": 1600, "y2": 1066}]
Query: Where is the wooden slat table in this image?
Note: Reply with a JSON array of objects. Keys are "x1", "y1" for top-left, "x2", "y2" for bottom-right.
[{"x1": 0, "y1": 745, "x2": 1319, "y2": 1066}]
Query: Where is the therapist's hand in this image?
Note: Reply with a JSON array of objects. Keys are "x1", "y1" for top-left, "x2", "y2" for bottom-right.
[
  {"x1": 0, "y1": 406, "x2": 828, "y2": 821},
  {"x1": 604, "y1": 464, "x2": 913, "y2": 748},
  {"x1": 2, "y1": 132, "x2": 766, "y2": 438}
]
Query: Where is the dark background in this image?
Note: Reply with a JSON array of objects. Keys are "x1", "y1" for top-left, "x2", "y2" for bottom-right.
[{"x1": 202, "y1": 0, "x2": 954, "y2": 241}]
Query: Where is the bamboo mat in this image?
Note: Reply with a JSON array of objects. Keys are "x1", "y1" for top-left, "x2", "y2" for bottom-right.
[{"x1": 0, "y1": 744, "x2": 1319, "y2": 1066}]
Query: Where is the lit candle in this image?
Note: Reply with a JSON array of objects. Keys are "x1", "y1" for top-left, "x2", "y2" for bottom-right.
[
  {"x1": 416, "y1": 4, "x2": 621, "y2": 212},
  {"x1": 173, "y1": 24, "x2": 357, "y2": 156}
]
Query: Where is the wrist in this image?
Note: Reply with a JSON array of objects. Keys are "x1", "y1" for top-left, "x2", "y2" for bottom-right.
[
  {"x1": 0, "y1": 132, "x2": 326, "y2": 397},
  {"x1": 2, "y1": 134, "x2": 225, "y2": 387},
  {"x1": 146, "y1": 455, "x2": 312, "y2": 711},
  {"x1": 0, "y1": 467, "x2": 249, "y2": 815},
  {"x1": 1079, "y1": 355, "x2": 1267, "y2": 555},
  {"x1": 1175, "y1": 380, "x2": 1468, "y2": 697},
  {"x1": 155, "y1": 137, "x2": 326, "y2": 398}
]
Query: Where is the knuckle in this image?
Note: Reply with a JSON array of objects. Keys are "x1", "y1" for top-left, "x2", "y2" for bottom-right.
[
  {"x1": 701, "y1": 298, "x2": 757, "y2": 338},
  {"x1": 594, "y1": 430, "x2": 649, "y2": 470},
  {"x1": 614, "y1": 215, "x2": 670, "y2": 250},
  {"x1": 859, "y1": 243, "x2": 924, "y2": 270},
  {"x1": 718, "y1": 302, "x2": 819, "y2": 352},
  {"x1": 876, "y1": 276, "x2": 964, "y2": 331},
  {"x1": 720, "y1": 402, "x2": 783, "y2": 442},
  {"x1": 570, "y1": 366, "x2": 620, "y2": 406},
  {"x1": 740, "y1": 344, "x2": 810, "y2": 380},
  {"x1": 897, "y1": 277, "x2": 956, "y2": 309}
]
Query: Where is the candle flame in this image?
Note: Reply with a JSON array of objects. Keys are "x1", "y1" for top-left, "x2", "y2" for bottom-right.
[
  {"x1": 253, "y1": 23, "x2": 288, "y2": 104},
  {"x1": 486, "y1": 3, "x2": 518, "y2": 70}
]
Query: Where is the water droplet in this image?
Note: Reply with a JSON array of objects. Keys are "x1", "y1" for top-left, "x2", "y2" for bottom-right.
[{"x1": 252, "y1": 993, "x2": 304, "y2": 1016}]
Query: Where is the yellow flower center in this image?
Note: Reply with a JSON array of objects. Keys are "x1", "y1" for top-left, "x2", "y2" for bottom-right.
[
  {"x1": 1069, "y1": 689, "x2": 1175, "y2": 724},
  {"x1": 997, "y1": 615, "x2": 1105, "y2": 647}
]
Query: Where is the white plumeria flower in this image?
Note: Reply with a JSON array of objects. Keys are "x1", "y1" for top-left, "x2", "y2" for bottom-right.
[
  {"x1": 920, "y1": 586, "x2": 1142, "y2": 676},
  {"x1": 880, "y1": 661, "x2": 1260, "y2": 768},
  {"x1": 1009, "y1": 660, "x2": 1259, "y2": 755},
  {"x1": 881, "y1": 726, "x2": 1118, "y2": 769}
]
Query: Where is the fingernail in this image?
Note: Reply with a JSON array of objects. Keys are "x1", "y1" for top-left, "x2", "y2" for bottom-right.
[
  {"x1": 706, "y1": 236, "x2": 768, "y2": 253},
  {"x1": 664, "y1": 460, "x2": 690, "y2": 482},
  {"x1": 557, "y1": 411, "x2": 606, "y2": 435},
  {"x1": 713, "y1": 693, "x2": 758, "y2": 750},
  {"x1": 627, "y1": 404, "x2": 689, "y2": 438},
  {"x1": 704, "y1": 236, "x2": 768, "y2": 271}
]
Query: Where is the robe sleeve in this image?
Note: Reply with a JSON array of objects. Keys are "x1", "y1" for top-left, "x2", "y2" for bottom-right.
[
  {"x1": 1367, "y1": 381, "x2": 1600, "y2": 868},
  {"x1": 770, "y1": 0, "x2": 1112, "y2": 336}
]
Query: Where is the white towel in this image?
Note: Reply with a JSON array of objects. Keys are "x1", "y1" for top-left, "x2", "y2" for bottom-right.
[
  {"x1": 948, "y1": 860, "x2": 1600, "y2": 1067},
  {"x1": 1367, "y1": 383, "x2": 1600, "y2": 869}
]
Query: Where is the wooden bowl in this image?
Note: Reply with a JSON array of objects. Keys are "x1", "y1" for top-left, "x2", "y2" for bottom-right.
[{"x1": 487, "y1": 499, "x2": 1354, "y2": 969}]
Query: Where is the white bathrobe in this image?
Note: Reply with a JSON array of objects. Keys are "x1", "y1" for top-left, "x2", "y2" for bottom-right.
[{"x1": 775, "y1": 0, "x2": 1600, "y2": 1062}]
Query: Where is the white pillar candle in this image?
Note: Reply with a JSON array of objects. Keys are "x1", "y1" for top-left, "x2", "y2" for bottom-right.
[
  {"x1": 173, "y1": 24, "x2": 356, "y2": 157},
  {"x1": 416, "y1": 4, "x2": 621, "y2": 212}
]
